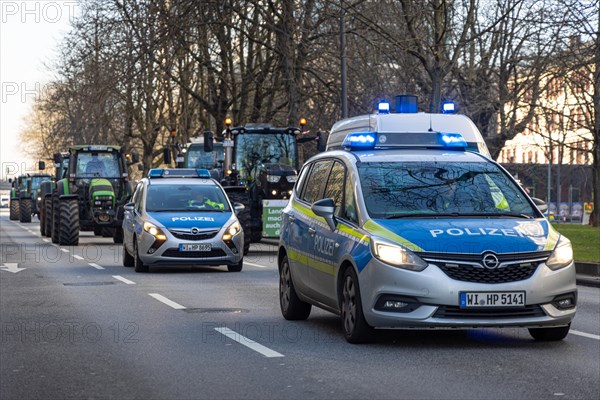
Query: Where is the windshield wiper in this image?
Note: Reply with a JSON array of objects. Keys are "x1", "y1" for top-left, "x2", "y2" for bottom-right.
[
  {"x1": 383, "y1": 212, "x2": 533, "y2": 219},
  {"x1": 383, "y1": 213, "x2": 459, "y2": 219}
]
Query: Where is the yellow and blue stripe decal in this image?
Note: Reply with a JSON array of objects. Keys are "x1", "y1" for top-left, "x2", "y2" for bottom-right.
[
  {"x1": 363, "y1": 220, "x2": 423, "y2": 252},
  {"x1": 544, "y1": 225, "x2": 561, "y2": 251}
]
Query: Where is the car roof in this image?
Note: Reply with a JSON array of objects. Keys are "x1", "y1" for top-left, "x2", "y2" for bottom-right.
[
  {"x1": 310, "y1": 148, "x2": 491, "y2": 164},
  {"x1": 146, "y1": 177, "x2": 219, "y2": 187}
]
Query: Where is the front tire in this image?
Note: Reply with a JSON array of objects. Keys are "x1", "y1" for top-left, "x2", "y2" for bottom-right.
[
  {"x1": 279, "y1": 255, "x2": 311, "y2": 320},
  {"x1": 133, "y1": 239, "x2": 149, "y2": 273},
  {"x1": 58, "y1": 198, "x2": 79, "y2": 246},
  {"x1": 529, "y1": 324, "x2": 571, "y2": 341},
  {"x1": 51, "y1": 196, "x2": 60, "y2": 243},
  {"x1": 39, "y1": 200, "x2": 47, "y2": 235},
  {"x1": 9, "y1": 200, "x2": 20, "y2": 220},
  {"x1": 19, "y1": 198, "x2": 32, "y2": 223},
  {"x1": 43, "y1": 198, "x2": 52, "y2": 237},
  {"x1": 122, "y1": 242, "x2": 134, "y2": 267},
  {"x1": 227, "y1": 258, "x2": 243, "y2": 272},
  {"x1": 341, "y1": 267, "x2": 373, "y2": 344}
]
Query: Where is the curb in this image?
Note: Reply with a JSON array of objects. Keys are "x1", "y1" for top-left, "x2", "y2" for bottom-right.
[{"x1": 575, "y1": 262, "x2": 600, "y2": 288}]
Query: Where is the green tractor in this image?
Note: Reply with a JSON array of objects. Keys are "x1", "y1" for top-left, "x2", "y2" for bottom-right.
[
  {"x1": 9, "y1": 163, "x2": 51, "y2": 223},
  {"x1": 39, "y1": 153, "x2": 69, "y2": 237},
  {"x1": 48, "y1": 145, "x2": 137, "y2": 245}
]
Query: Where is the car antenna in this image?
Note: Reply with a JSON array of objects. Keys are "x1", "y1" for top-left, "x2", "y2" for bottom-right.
[{"x1": 428, "y1": 114, "x2": 434, "y2": 132}]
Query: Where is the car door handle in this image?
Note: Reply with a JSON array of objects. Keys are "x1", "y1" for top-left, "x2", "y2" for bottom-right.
[
  {"x1": 288, "y1": 215, "x2": 295, "y2": 223},
  {"x1": 308, "y1": 227, "x2": 316, "y2": 236}
]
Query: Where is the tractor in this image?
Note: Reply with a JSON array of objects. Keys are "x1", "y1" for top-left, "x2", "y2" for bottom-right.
[
  {"x1": 9, "y1": 162, "x2": 51, "y2": 223},
  {"x1": 48, "y1": 145, "x2": 137, "y2": 245}
]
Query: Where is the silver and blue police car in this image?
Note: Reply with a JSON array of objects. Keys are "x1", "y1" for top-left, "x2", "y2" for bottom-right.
[
  {"x1": 122, "y1": 168, "x2": 244, "y2": 272},
  {"x1": 278, "y1": 105, "x2": 576, "y2": 343}
]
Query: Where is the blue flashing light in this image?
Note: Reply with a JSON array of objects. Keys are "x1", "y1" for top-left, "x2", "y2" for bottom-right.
[
  {"x1": 148, "y1": 168, "x2": 163, "y2": 178},
  {"x1": 377, "y1": 101, "x2": 391, "y2": 114},
  {"x1": 342, "y1": 132, "x2": 377, "y2": 150},
  {"x1": 442, "y1": 101, "x2": 456, "y2": 114},
  {"x1": 438, "y1": 132, "x2": 467, "y2": 148},
  {"x1": 196, "y1": 169, "x2": 211, "y2": 179}
]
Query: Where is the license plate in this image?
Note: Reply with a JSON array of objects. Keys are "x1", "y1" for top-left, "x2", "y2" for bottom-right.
[
  {"x1": 459, "y1": 291, "x2": 525, "y2": 308},
  {"x1": 179, "y1": 243, "x2": 211, "y2": 252}
]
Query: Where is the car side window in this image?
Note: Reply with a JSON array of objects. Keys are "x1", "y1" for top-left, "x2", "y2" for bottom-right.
[
  {"x1": 323, "y1": 161, "x2": 345, "y2": 217},
  {"x1": 301, "y1": 160, "x2": 333, "y2": 204},
  {"x1": 134, "y1": 184, "x2": 144, "y2": 212},
  {"x1": 342, "y1": 173, "x2": 358, "y2": 223},
  {"x1": 294, "y1": 164, "x2": 312, "y2": 199}
]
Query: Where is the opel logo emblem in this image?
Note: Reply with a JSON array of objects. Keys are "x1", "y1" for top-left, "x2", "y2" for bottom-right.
[
  {"x1": 191, "y1": 227, "x2": 199, "y2": 235},
  {"x1": 482, "y1": 252, "x2": 499, "y2": 269}
]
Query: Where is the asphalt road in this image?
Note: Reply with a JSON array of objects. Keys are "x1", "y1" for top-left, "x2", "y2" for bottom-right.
[{"x1": 1, "y1": 208, "x2": 599, "y2": 400}]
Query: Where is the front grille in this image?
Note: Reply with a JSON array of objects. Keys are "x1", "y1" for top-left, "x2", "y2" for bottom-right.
[
  {"x1": 419, "y1": 251, "x2": 551, "y2": 284},
  {"x1": 438, "y1": 264, "x2": 538, "y2": 283},
  {"x1": 169, "y1": 230, "x2": 218, "y2": 240},
  {"x1": 434, "y1": 305, "x2": 546, "y2": 319},
  {"x1": 161, "y1": 248, "x2": 227, "y2": 258}
]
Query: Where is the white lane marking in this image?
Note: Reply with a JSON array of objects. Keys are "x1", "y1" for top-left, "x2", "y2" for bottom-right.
[
  {"x1": 570, "y1": 330, "x2": 600, "y2": 340},
  {"x1": 148, "y1": 293, "x2": 186, "y2": 310},
  {"x1": 73, "y1": 255, "x2": 84, "y2": 260},
  {"x1": 244, "y1": 261, "x2": 268, "y2": 269},
  {"x1": 112, "y1": 275, "x2": 136, "y2": 285},
  {"x1": 42, "y1": 239, "x2": 50, "y2": 243},
  {"x1": 60, "y1": 248, "x2": 69, "y2": 253},
  {"x1": 215, "y1": 327, "x2": 284, "y2": 358},
  {"x1": 88, "y1": 263, "x2": 105, "y2": 270}
]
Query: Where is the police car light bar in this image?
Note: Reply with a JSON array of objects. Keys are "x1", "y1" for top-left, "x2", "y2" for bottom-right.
[
  {"x1": 438, "y1": 132, "x2": 467, "y2": 147},
  {"x1": 442, "y1": 101, "x2": 456, "y2": 114},
  {"x1": 341, "y1": 132, "x2": 377, "y2": 150},
  {"x1": 148, "y1": 168, "x2": 211, "y2": 179},
  {"x1": 377, "y1": 101, "x2": 391, "y2": 114}
]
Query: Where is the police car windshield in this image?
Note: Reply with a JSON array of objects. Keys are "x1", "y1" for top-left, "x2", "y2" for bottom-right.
[
  {"x1": 358, "y1": 161, "x2": 537, "y2": 219},
  {"x1": 145, "y1": 185, "x2": 230, "y2": 212}
]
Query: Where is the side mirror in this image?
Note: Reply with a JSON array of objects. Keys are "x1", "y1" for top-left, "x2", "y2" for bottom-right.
[
  {"x1": 311, "y1": 198, "x2": 336, "y2": 231},
  {"x1": 204, "y1": 130, "x2": 213, "y2": 152},
  {"x1": 163, "y1": 148, "x2": 171, "y2": 165},
  {"x1": 233, "y1": 202, "x2": 245, "y2": 215},
  {"x1": 38, "y1": 161, "x2": 46, "y2": 171},
  {"x1": 53, "y1": 153, "x2": 61, "y2": 164},
  {"x1": 531, "y1": 197, "x2": 548, "y2": 214},
  {"x1": 123, "y1": 202, "x2": 134, "y2": 213}
]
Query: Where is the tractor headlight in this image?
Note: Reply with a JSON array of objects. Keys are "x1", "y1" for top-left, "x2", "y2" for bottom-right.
[
  {"x1": 266, "y1": 175, "x2": 281, "y2": 183},
  {"x1": 286, "y1": 174, "x2": 298, "y2": 183}
]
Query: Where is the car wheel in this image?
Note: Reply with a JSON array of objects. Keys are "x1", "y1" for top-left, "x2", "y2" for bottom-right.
[
  {"x1": 227, "y1": 258, "x2": 243, "y2": 272},
  {"x1": 279, "y1": 255, "x2": 311, "y2": 320},
  {"x1": 133, "y1": 239, "x2": 149, "y2": 273},
  {"x1": 528, "y1": 323, "x2": 571, "y2": 341},
  {"x1": 122, "y1": 242, "x2": 134, "y2": 267},
  {"x1": 341, "y1": 267, "x2": 373, "y2": 344}
]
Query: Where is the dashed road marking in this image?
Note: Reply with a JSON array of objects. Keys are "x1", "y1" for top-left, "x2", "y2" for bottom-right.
[
  {"x1": 60, "y1": 248, "x2": 69, "y2": 253},
  {"x1": 112, "y1": 275, "x2": 136, "y2": 285},
  {"x1": 570, "y1": 330, "x2": 600, "y2": 340},
  {"x1": 148, "y1": 293, "x2": 186, "y2": 310},
  {"x1": 42, "y1": 239, "x2": 50, "y2": 243},
  {"x1": 244, "y1": 261, "x2": 269, "y2": 269},
  {"x1": 73, "y1": 255, "x2": 84, "y2": 260},
  {"x1": 88, "y1": 263, "x2": 104, "y2": 270},
  {"x1": 215, "y1": 327, "x2": 284, "y2": 358}
]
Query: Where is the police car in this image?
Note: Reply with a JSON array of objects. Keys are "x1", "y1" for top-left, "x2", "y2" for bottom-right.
[
  {"x1": 122, "y1": 168, "x2": 245, "y2": 272},
  {"x1": 278, "y1": 100, "x2": 576, "y2": 343}
]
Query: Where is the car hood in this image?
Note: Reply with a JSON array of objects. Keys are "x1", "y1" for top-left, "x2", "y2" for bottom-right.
[
  {"x1": 365, "y1": 218, "x2": 558, "y2": 254},
  {"x1": 148, "y1": 211, "x2": 233, "y2": 230}
]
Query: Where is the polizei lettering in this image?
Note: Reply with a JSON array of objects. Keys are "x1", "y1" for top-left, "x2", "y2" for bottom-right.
[
  {"x1": 172, "y1": 216, "x2": 215, "y2": 222},
  {"x1": 314, "y1": 234, "x2": 335, "y2": 257},
  {"x1": 429, "y1": 227, "x2": 527, "y2": 238}
]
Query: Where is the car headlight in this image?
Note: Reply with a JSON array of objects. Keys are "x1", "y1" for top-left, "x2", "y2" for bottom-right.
[
  {"x1": 223, "y1": 221, "x2": 242, "y2": 241},
  {"x1": 266, "y1": 174, "x2": 280, "y2": 183},
  {"x1": 143, "y1": 221, "x2": 166, "y2": 240},
  {"x1": 371, "y1": 238, "x2": 427, "y2": 271},
  {"x1": 546, "y1": 235, "x2": 573, "y2": 270},
  {"x1": 286, "y1": 174, "x2": 298, "y2": 183}
]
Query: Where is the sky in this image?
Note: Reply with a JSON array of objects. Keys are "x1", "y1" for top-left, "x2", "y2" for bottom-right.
[{"x1": 0, "y1": 0, "x2": 76, "y2": 180}]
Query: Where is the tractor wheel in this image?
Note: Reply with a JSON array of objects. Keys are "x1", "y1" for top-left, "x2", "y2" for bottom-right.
[
  {"x1": 59, "y1": 198, "x2": 79, "y2": 246},
  {"x1": 43, "y1": 198, "x2": 52, "y2": 237},
  {"x1": 9, "y1": 200, "x2": 20, "y2": 220},
  {"x1": 51, "y1": 196, "x2": 60, "y2": 243},
  {"x1": 39, "y1": 199, "x2": 46, "y2": 235},
  {"x1": 94, "y1": 226, "x2": 102, "y2": 236},
  {"x1": 101, "y1": 227, "x2": 114, "y2": 237},
  {"x1": 19, "y1": 198, "x2": 32, "y2": 223},
  {"x1": 225, "y1": 190, "x2": 252, "y2": 255}
]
